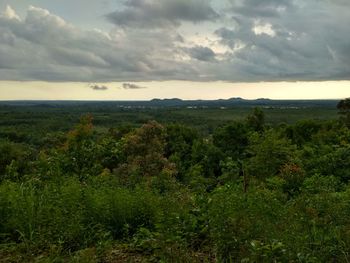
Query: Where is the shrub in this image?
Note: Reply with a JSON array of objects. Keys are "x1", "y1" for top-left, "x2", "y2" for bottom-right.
[{"x1": 208, "y1": 185, "x2": 286, "y2": 261}]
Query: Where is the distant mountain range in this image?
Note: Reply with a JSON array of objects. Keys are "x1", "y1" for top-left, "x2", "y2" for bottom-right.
[{"x1": 0, "y1": 98, "x2": 339, "y2": 108}]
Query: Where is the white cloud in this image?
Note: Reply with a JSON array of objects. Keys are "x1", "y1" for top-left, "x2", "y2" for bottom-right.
[
  {"x1": 252, "y1": 21, "x2": 276, "y2": 37},
  {"x1": 3, "y1": 5, "x2": 21, "y2": 21}
]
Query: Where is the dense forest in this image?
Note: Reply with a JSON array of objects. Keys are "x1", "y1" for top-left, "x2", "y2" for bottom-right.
[{"x1": 0, "y1": 99, "x2": 349, "y2": 262}]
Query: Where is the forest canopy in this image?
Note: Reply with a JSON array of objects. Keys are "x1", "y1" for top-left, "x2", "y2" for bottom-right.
[{"x1": 0, "y1": 102, "x2": 349, "y2": 262}]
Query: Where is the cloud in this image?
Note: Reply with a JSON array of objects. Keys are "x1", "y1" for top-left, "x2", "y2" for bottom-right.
[
  {"x1": 106, "y1": 0, "x2": 218, "y2": 28},
  {"x1": 3, "y1": 5, "x2": 21, "y2": 21},
  {"x1": 89, "y1": 83, "x2": 108, "y2": 91},
  {"x1": 209, "y1": 0, "x2": 350, "y2": 81},
  {"x1": 0, "y1": 5, "x2": 193, "y2": 82},
  {"x1": 226, "y1": 0, "x2": 293, "y2": 18},
  {"x1": 187, "y1": 46, "x2": 216, "y2": 62},
  {"x1": 0, "y1": 2, "x2": 349, "y2": 83},
  {"x1": 122, "y1": 83, "x2": 147, "y2": 89}
]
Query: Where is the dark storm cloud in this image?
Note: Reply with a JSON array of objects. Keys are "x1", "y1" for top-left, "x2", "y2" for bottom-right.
[
  {"x1": 89, "y1": 83, "x2": 109, "y2": 91},
  {"x1": 187, "y1": 46, "x2": 216, "y2": 62},
  {"x1": 122, "y1": 83, "x2": 146, "y2": 89},
  {"x1": 106, "y1": 0, "x2": 218, "y2": 28}
]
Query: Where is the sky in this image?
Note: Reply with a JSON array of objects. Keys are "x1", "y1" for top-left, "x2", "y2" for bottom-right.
[{"x1": 0, "y1": 0, "x2": 349, "y2": 100}]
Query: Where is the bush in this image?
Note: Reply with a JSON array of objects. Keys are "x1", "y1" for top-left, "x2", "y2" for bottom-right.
[
  {"x1": 0, "y1": 178, "x2": 161, "y2": 252},
  {"x1": 208, "y1": 184, "x2": 286, "y2": 261}
]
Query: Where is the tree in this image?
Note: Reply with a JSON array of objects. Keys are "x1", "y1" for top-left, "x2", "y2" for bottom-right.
[
  {"x1": 246, "y1": 107, "x2": 265, "y2": 132},
  {"x1": 164, "y1": 124, "x2": 199, "y2": 181},
  {"x1": 213, "y1": 121, "x2": 250, "y2": 159},
  {"x1": 116, "y1": 121, "x2": 176, "y2": 186},
  {"x1": 191, "y1": 139, "x2": 224, "y2": 178},
  {"x1": 337, "y1": 98, "x2": 350, "y2": 127},
  {"x1": 286, "y1": 120, "x2": 322, "y2": 146},
  {"x1": 0, "y1": 139, "x2": 32, "y2": 181},
  {"x1": 246, "y1": 130, "x2": 298, "y2": 179},
  {"x1": 61, "y1": 114, "x2": 103, "y2": 180}
]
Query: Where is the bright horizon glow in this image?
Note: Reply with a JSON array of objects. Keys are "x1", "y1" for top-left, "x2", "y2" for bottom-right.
[{"x1": 0, "y1": 81, "x2": 349, "y2": 101}]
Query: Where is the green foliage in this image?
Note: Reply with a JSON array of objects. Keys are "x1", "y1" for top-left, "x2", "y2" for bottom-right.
[
  {"x1": 286, "y1": 119, "x2": 323, "y2": 145},
  {"x1": 246, "y1": 129, "x2": 298, "y2": 179},
  {"x1": 84, "y1": 185, "x2": 160, "y2": 239},
  {"x1": 247, "y1": 240, "x2": 287, "y2": 263},
  {"x1": 304, "y1": 144, "x2": 350, "y2": 183},
  {"x1": 279, "y1": 162, "x2": 305, "y2": 196},
  {"x1": 185, "y1": 164, "x2": 213, "y2": 192},
  {"x1": 0, "y1": 102, "x2": 349, "y2": 262},
  {"x1": 218, "y1": 157, "x2": 241, "y2": 185},
  {"x1": 302, "y1": 174, "x2": 343, "y2": 194},
  {"x1": 287, "y1": 190, "x2": 350, "y2": 261},
  {"x1": 213, "y1": 121, "x2": 250, "y2": 159},
  {"x1": 208, "y1": 185, "x2": 286, "y2": 262},
  {"x1": 0, "y1": 178, "x2": 160, "y2": 251},
  {"x1": 165, "y1": 124, "x2": 199, "y2": 181},
  {"x1": 337, "y1": 98, "x2": 350, "y2": 127},
  {"x1": 0, "y1": 139, "x2": 33, "y2": 181},
  {"x1": 246, "y1": 107, "x2": 265, "y2": 132},
  {"x1": 191, "y1": 139, "x2": 224, "y2": 184},
  {"x1": 60, "y1": 115, "x2": 104, "y2": 180},
  {"x1": 114, "y1": 121, "x2": 177, "y2": 187}
]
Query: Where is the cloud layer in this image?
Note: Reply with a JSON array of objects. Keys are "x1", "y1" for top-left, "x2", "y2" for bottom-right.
[
  {"x1": 106, "y1": 0, "x2": 218, "y2": 28},
  {"x1": 0, "y1": 1, "x2": 349, "y2": 82}
]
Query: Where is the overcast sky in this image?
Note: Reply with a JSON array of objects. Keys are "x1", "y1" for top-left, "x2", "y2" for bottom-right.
[{"x1": 0, "y1": 0, "x2": 349, "y2": 100}]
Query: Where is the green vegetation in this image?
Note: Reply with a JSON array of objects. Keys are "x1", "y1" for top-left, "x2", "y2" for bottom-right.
[
  {"x1": 338, "y1": 98, "x2": 350, "y2": 128},
  {"x1": 0, "y1": 101, "x2": 349, "y2": 262}
]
